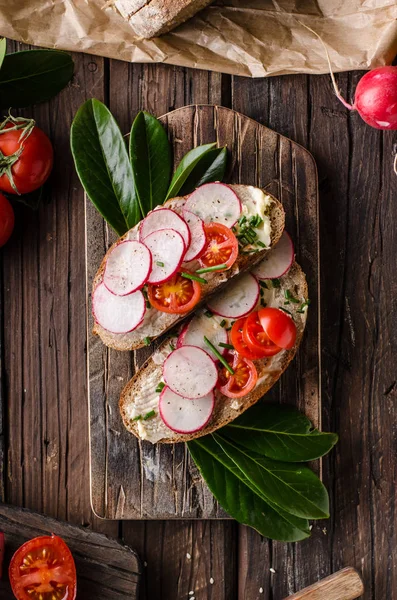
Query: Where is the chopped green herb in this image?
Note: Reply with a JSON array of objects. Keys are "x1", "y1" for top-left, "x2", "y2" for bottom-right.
[
  {"x1": 156, "y1": 260, "x2": 165, "y2": 267},
  {"x1": 285, "y1": 289, "x2": 300, "y2": 304},
  {"x1": 259, "y1": 280, "x2": 268, "y2": 289},
  {"x1": 144, "y1": 337, "x2": 151, "y2": 345},
  {"x1": 143, "y1": 410, "x2": 156, "y2": 420},
  {"x1": 156, "y1": 382, "x2": 165, "y2": 393},
  {"x1": 260, "y1": 288, "x2": 264, "y2": 297},
  {"x1": 260, "y1": 299, "x2": 267, "y2": 307},
  {"x1": 297, "y1": 299, "x2": 311, "y2": 313},
  {"x1": 219, "y1": 342, "x2": 234, "y2": 350},
  {"x1": 169, "y1": 342, "x2": 175, "y2": 352},
  {"x1": 271, "y1": 278, "x2": 281, "y2": 288},
  {"x1": 220, "y1": 319, "x2": 227, "y2": 328},
  {"x1": 196, "y1": 264, "x2": 227, "y2": 274},
  {"x1": 181, "y1": 272, "x2": 207, "y2": 284},
  {"x1": 279, "y1": 307, "x2": 293, "y2": 316},
  {"x1": 205, "y1": 310, "x2": 213, "y2": 318},
  {"x1": 132, "y1": 415, "x2": 142, "y2": 421},
  {"x1": 146, "y1": 301, "x2": 151, "y2": 308},
  {"x1": 204, "y1": 336, "x2": 234, "y2": 375},
  {"x1": 256, "y1": 240, "x2": 266, "y2": 248},
  {"x1": 238, "y1": 215, "x2": 247, "y2": 226}
]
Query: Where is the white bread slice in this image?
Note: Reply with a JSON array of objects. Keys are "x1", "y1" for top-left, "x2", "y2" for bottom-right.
[
  {"x1": 119, "y1": 261, "x2": 308, "y2": 443},
  {"x1": 115, "y1": 0, "x2": 215, "y2": 39},
  {"x1": 92, "y1": 185, "x2": 285, "y2": 352}
]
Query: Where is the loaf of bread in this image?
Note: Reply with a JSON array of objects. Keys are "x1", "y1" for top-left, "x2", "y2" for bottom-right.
[{"x1": 115, "y1": 0, "x2": 215, "y2": 38}]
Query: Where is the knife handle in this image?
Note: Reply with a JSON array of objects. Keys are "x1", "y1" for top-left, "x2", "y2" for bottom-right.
[{"x1": 284, "y1": 567, "x2": 364, "y2": 600}]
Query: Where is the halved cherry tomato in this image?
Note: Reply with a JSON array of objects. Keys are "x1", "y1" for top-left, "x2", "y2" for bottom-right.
[
  {"x1": 230, "y1": 317, "x2": 268, "y2": 360},
  {"x1": 147, "y1": 272, "x2": 202, "y2": 314},
  {"x1": 0, "y1": 119, "x2": 53, "y2": 195},
  {"x1": 217, "y1": 351, "x2": 258, "y2": 398},
  {"x1": 243, "y1": 311, "x2": 282, "y2": 357},
  {"x1": 9, "y1": 535, "x2": 77, "y2": 600},
  {"x1": 0, "y1": 192, "x2": 14, "y2": 247},
  {"x1": 258, "y1": 307, "x2": 297, "y2": 349},
  {"x1": 199, "y1": 222, "x2": 238, "y2": 270}
]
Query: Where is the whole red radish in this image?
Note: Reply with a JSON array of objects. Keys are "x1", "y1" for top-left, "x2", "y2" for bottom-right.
[{"x1": 349, "y1": 66, "x2": 397, "y2": 130}]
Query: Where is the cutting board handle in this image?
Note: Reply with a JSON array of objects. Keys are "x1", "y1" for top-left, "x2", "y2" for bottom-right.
[{"x1": 284, "y1": 567, "x2": 364, "y2": 599}]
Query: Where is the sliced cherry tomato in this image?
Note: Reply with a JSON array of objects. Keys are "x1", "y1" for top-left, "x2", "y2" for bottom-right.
[
  {"x1": 0, "y1": 193, "x2": 14, "y2": 247},
  {"x1": 0, "y1": 118, "x2": 53, "y2": 195},
  {"x1": 242, "y1": 311, "x2": 282, "y2": 357},
  {"x1": 258, "y1": 307, "x2": 297, "y2": 349},
  {"x1": 147, "y1": 272, "x2": 202, "y2": 314},
  {"x1": 230, "y1": 317, "x2": 269, "y2": 360},
  {"x1": 9, "y1": 535, "x2": 77, "y2": 600},
  {"x1": 199, "y1": 222, "x2": 238, "y2": 270},
  {"x1": 217, "y1": 351, "x2": 258, "y2": 398}
]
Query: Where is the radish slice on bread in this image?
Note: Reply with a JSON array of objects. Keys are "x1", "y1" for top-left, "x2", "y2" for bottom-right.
[
  {"x1": 207, "y1": 272, "x2": 260, "y2": 318},
  {"x1": 159, "y1": 386, "x2": 214, "y2": 434},
  {"x1": 163, "y1": 346, "x2": 218, "y2": 399},
  {"x1": 103, "y1": 240, "x2": 152, "y2": 296},
  {"x1": 139, "y1": 208, "x2": 190, "y2": 249},
  {"x1": 93, "y1": 282, "x2": 146, "y2": 334},
  {"x1": 252, "y1": 231, "x2": 294, "y2": 280},
  {"x1": 143, "y1": 228, "x2": 185, "y2": 284},
  {"x1": 182, "y1": 210, "x2": 206, "y2": 262},
  {"x1": 184, "y1": 183, "x2": 242, "y2": 228},
  {"x1": 177, "y1": 312, "x2": 228, "y2": 357}
]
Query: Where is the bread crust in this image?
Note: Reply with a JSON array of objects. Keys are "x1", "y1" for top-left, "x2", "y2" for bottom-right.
[
  {"x1": 119, "y1": 262, "x2": 308, "y2": 443},
  {"x1": 92, "y1": 186, "x2": 285, "y2": 351}
]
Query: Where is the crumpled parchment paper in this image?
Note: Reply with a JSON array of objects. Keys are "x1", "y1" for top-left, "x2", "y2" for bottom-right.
[{"x1": 0, "y1": 0, "x2": 396, "y2": 77}]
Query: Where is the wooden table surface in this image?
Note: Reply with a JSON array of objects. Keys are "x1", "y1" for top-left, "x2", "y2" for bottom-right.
[{"x1": 1, "y1": 43, "x2": 396, "y2": 599}]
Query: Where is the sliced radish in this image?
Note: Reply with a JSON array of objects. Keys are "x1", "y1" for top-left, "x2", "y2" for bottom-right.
[
  {"x1": 177, "y1": 311, "x2": 229, "y2": 357},
  {"x1": 182, "y1": 210, "x2": 206, "y2": 262},
  {"x1": 252, "y1": 231, "x2": 294, "y2": 280},
  {"x1": 207, "y1": 272, "x2": 260, "y2": 318},
  {"x1": 184, "y1": 183, "x2": 242, "y2": 228},
  {"x1": 92, "y1": 282, "x2": 145, "y2": 334},
  {"x1": 163, "y1": 346, "x2": 218, "y2": 399},
  {"x1": 143, "y1": 228, "x2": 185, "y2": 284},
  {"x1": 139, "y1": 208, "x2": 190, "y2": 249},
  {"x1": 159, "y1": 386, "x2": 214, "y2": 434},
  {"x1": 103, "y1": 240, "x2": 152, "y2": 296}
]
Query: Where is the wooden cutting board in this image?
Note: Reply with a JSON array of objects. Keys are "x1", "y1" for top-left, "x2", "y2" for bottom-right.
[
  {"x1": 0, "y1": 503, "x2": 140, "y2": 599},
  {"x1": 86, "y1": 105, "x2": 320, "y2": 520}
]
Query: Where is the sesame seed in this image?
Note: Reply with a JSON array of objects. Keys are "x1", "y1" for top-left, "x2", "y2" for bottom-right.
[
  {"x1": 186, "y1": 553, "x2": 191, "y2": 560},
  {"x1": 270, "y1": 568, "x2": 276, "y2": 574},
  {"x1": 259, "y1": 587, "x2": 264, "y2": 594},
  {"x1": 189, "y1": 592, "x2": 194, "y2": 596},
  {"x1": 210, "y1": 577, "x2": 214, "y2": 584}
]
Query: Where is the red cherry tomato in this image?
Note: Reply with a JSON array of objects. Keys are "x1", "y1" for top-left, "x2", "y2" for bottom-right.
[
  {"x1": 199, "y1": 222, "x2": 238, "y2": 270},
  {"x1": 147, "y1": 272, "x2": 202, "y2": 314},
  {"x1": 9, "y1": 535, "x2": 77, "y2": 600},
  {"x1": 243, "y1": 311, "x2": 282, "y2": 357},
  {"x1": 0, "y1": 192, "x2": 14, "y2": 247},
  {"x1": 0, "y1": 120, "x2": 53, "y2": 195},
  {"x1": 258, "y1": 307, "x2": 297, "y2": 349},
  {"x1": 217, "y1": 351, "x2": 258, "y2": 398},
  {"x1": 230, "y1": 317, "x2": 269, "y2": 360}
]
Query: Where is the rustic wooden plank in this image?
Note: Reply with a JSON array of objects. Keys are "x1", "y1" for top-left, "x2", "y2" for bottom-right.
[
  {"x1": 0, "y1": 503, "x2": 140, "y2": 599},
  {"x1": 87, "y1": 103, "x2": 320, "y2": 521}
]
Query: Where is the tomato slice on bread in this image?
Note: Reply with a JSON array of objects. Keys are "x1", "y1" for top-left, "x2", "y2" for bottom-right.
[
  {"x1": 147, "y1": 272, "x2": 202, "y2": 314},
  {"x1": 242, "y1": 311, "x2": 282, "y2": 357},
  {"x1": 230, "y1": 317, "x2": 269, "y2": 360},
  {"x1": 199, "y1": 222, "x2": 238, "y2": 270},
  {"x1": 258, "y1": 307, "x2": 297, "y2": 349},
  {"x1": 9, "y1": 535, "x2": 77, "y2": 600},
  {"x1": 217, "y1": 351, "x2": 257, "y2": 398}
]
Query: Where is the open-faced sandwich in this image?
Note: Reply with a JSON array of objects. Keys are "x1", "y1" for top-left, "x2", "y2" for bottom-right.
[
  {"x1": 92, "y1": 183, "x2": 285, "y2": 351},
  {"x1": 119, "y1": 232, "x2": 310, "y2": 443}
]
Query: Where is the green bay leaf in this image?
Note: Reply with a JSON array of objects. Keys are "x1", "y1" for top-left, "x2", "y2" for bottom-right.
[
  {"x1": 178, "y1": 146, "x2": 227, "y2": 196},
  {"x1": 165, "y1": 142, "x2": 216, "y2": 200}
]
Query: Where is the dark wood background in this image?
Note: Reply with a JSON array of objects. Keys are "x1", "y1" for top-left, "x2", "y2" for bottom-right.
[{"x1": 1, "y1": 41, "x2": 396, "y2": 599}]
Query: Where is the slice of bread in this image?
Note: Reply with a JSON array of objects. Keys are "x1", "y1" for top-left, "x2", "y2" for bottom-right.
[
  {"x1": 119, "y1": 261, "x2": 308, "y2": 443},
  {"x1": 115, "y1": 0, "x2": 215, "y2": 39},
  {"x1": 92, "y1": 185, "x2": 285, "y2": 352}
]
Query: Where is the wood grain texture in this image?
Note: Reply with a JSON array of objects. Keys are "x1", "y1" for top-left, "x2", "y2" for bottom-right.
[
  {"x1": 87, "y1": 104, "x2": 320, "y2": 520},
  {"x1": 285, "y1": 567, "x2": 364, "y2": 600},
  {"x1": 0, "y1": 503, "x2": 140, "y2": 599}
]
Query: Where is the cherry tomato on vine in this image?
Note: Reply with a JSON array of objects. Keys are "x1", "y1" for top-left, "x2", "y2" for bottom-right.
[
  {"x1": 199, "y1": 222, "x2": 238, "y2": 270},
  {"x1": 0, "y1": 192, "x2": 15, "y2": 247},
  {"x1": 217, "y1": 351, "x2": 258, "y2": 398},
  {"x1": 242, "y1": 311, "x2": 282, "y2": 357},
  {"x1": 147, "y1": 272, "x2": 202, "y2": 314},
  {"x1": 0, "y1": 116, "x2": 53, "y2": 195},
  {"x1": 258, "y1": 307, "x2": 297, "y2": 350},
  {"x1": 9, "y1": 535, "x2": 77, "y2": 600}
]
